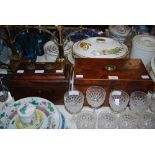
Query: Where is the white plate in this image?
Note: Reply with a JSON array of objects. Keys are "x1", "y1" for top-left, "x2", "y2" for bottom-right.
[
  {"x1": 151, "y1": 55, "x2": 155, "y2": 75},
  {"x1": 146, "y1": 55, "x2": 155, "y2": 83},
  {"x1": 44, "y1": 40, "x2": 73, "y2": 56}
]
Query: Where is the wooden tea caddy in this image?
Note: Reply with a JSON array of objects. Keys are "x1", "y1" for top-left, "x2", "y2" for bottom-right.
[{"x1": 8, "y1": 62, "x2": 69, "y2": 104}]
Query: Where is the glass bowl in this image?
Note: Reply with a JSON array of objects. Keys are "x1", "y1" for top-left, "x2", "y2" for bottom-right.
[
  {"x1": 0, "y1": 90, "x2": 8, "y2": 102},
  {"x1": 86, "y1": 86, "x2": 106, "y2": 109},
  {"x1": 64, "y1": 90, "x2": 84, "y2": 114},
  {"x1": 118, "y1": 112, "x2": 137, "y2": 129},
  {"x1": 129, "y1": 91, "x2": 149, "y2": 114},
  {"x1": 109, "y1": 90, "x2": 129, "y2": 113},
  {"x1": 149, "y1": 93, "x2": 155, "y2": 113},
  {"x1": 138, "y1": 112, "x2": 155, "y2": 129},
  {"x1": 97, "y1": 112, "x2": 117, "y2": 129},
  {"x1": 0, "y1": 81, "x2": 8, "y2": 102},
  {"x1": 76, "y1": 111, "x2": 97, "y2": 129}
]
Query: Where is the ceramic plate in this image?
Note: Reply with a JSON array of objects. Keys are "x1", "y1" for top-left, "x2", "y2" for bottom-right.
[
  {"x1": 48, "y1": 112, "x2": 66, "y2": 129},
  {"x1": 151, "y1": 55, "x2": 155, "y2": 75},
  {"x1": 59, "y1": 112, "x2": 65, "y2": 129},
  {"x1": 44, "y1": 40, "x2": 73, "y2": 56},
  {"x1": 64, "y1": 28, "x2": 104, "y2": 43},
  {"x1": 146, "y1": 56, "x2": 155, "y2": 83},
  {"x1": 0, "y1": 97, "x2": 60, "y2": 129},
  {"x1": 73, "y1": 37, "x2": 128, "y2": 58}
]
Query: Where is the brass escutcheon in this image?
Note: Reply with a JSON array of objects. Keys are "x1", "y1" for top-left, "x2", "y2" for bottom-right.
[{"x1": 105, "y1": 65, "x2": 116, "y2": 71}]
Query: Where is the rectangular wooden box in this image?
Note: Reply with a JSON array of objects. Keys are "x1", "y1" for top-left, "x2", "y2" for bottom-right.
[
  {"x1": 8, "y1": 62, "x2": 69, "y2": 104},
  {"x1": 73, "y1": 58, "x2": 154, "y2": 106}
]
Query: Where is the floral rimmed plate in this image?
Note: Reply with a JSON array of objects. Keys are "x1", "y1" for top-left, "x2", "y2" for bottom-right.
[
  {"x1": 44, "y1": 40, "x2": 73, "y2": 56},
  {"x1": 0, "y1": 97, "x2": 60, "y2": 129},
  {"x1": 73, "y1": 37, "x2": 128, "y2": 58}
]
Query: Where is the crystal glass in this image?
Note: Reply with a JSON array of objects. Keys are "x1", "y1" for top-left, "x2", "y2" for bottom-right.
[
  {"x1": 26, "y1": 48, "x2": 37, "y2": 70},
  {"x1": 76, "y1": 110, "x2": 97, "y2": 129},
  {"x1": 15, "y1": 31, "x2": 37, "y2": 70},
  {"x1": 0, "y1": 78, "x2": 8, "y2": 102},
  {"x1": 149, "y1": 92, "x2": 155, "y2": 113},
  {"x1": 138, "y1": 112, "x2": 155, "y2": 129},
  {"x1": 129, "y1": 91, "x2": 149, "y2": 114},
  {"x1": 97, "y1": 112, "x2": 117, "y2": 129},
  {"x1": 64, "y1": 90, "x2": 84, "y2": 122},
  {"x1": 109, "y1": 90, "x2": 129, "y2": 113},
  {"x1": 86, "y1": 86, "x2": 106, "y2": 111},
  {"x1": 118, "y1": 112, "x2": 137, "y2": 129}
]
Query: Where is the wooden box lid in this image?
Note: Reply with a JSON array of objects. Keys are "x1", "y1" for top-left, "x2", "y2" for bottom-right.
[
  {"x1": 74, "y1": 58, "x2": 154, "y2": 86},
  {"x1": 8, "y1": 62, "x2": 68, "y2": 86}
]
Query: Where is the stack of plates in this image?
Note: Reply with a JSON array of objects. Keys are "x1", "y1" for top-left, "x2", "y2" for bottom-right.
[
  {"x1": 131, "y1": 35, "x2": 155, "y2": 66},
  {"x1": 73, "y1": 37, "x2": 128, "y2": 58},
  {"x1": 43, "y1": 40, "x2": 73, "y2": 62},
  {"x1": 0, "y1": 97, "x2": 65, "y2": 129}
]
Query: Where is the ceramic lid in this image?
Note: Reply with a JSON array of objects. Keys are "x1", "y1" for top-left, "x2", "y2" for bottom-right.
[
  {"x1": 109, "y1": 25, "x2": 131, "y2": 37},
  {"x1": 73, "y1": 37, "x2": 128, "y2": 58},
  {"x1": 0, "y1": 97, "x2": 61, "y2": 129},
  {"x1": 133, "y1": 35, "x2": 155, "y2": 51}
]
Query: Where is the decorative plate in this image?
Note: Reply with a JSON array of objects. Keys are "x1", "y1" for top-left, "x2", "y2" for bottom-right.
[
  {"x1": 0, "y1": 97, "x2": 60, "y2": 129},
  {"x1": 59, "y1": 112, "x2": 65, "y2": 129},
  {"x1": 73, "y1": 37, "x2": 128, "y2": 58},
  {"x1": 64, "y1": 28, "x2": 104, "y2": 43},
  {"x1": 48, "y1": 112, "x2": 66, "y2": 129},
  {"x1": 44, "y1": 40, "x2": 73, "y2": 56},
  {"x1": 151, "y1": 55, "x2": 155, "y2": 75}
]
